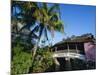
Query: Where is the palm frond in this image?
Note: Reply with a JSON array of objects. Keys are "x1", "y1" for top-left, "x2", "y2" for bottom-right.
[
  {"x1": 50, "y1": 13, "x2": 59, "y2": 22},
  {"x1": 42, "y1": 3, "x2": 48, "y2": 12},
  {"x1": 44, "y1": 27, "x2": 48, "y2": 41},
  {"x1": 29, "y1": 25, "x2": 39, "y2": 36},
  {"x1": 39, "y1": 24, "x2": 44, "y2": 40},
  {"x1": 54, "y1": 21, "x2": 64, "y2": 33},
  {"x1": 48, "y1": 4, "x2": 59, "y2": 14}
]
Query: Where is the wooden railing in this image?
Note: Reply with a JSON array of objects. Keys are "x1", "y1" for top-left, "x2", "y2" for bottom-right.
[{"x1": 53, "y1": 49, "x2": 86, "y2": 60}]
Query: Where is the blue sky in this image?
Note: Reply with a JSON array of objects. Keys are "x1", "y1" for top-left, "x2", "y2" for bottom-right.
[
  {"x1": 49, "y1": 4, "x2": 96, "y2": 45},
  {"x1": 12, "y1": 2, "x2": 96, "y2": 46}
]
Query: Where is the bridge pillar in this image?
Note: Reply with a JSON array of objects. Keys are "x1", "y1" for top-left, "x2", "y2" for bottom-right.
[
  {"x1": 54, "y1": 58, "x2": 60, "y2": 71},
  {"x1": 65, "y1": 57, "x2": 72, "y2": 70},
  {"x1": 75, "y1": 44, "x2": 79, "y2": 53},
  {"x1": 55, "y1": 47, "x2": 57, "y2": 52},
  {"x1": 67, "y1": 44, "x2": 69, "y2": 52}
]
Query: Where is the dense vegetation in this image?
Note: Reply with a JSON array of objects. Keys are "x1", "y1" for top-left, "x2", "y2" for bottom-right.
[
  {"x1": 11, "y1": 43, "x2": 32, "y2": 75},
  {"x1": 11, "y1": 41, "x2": 54, "y2": 74},
  {"x1": 11, "y1": 1, "x2": 64, "y2": 75},
  {"x1": 31, "y1": 48, "x2": 54, "y2": 73}
]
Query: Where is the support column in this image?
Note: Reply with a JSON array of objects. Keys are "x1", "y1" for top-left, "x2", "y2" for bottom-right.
[
  {"x1": 55, "y1": 47, "x2": 57, "y2": 52},
  {"x1": 65, "y1": 57, "x2": 71, "y2": 71},
  {"x1": 66, "y1": 44, "x2": 71, "y2": 71},
  {"x1": 75, "y1": 44, "x2": 79, "y2": 54},
  {"x1": 54, "y1": 58, "x2": 60, "y2": 71},
  {"x1": 67, "y1": 43, "x2": 69, "y2": 53}
]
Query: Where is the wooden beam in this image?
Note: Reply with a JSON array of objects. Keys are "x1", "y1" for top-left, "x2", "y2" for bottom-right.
[
  {"x1": 55, "y1": 47, "x2": 57, "y2": 52},
  {"x1": 75, "y1": 44, "x2": 79, "y2": 54},
  {"x1": 54, "y1": 58, "x2": 60, "y2": 71},
  {"x1": 67, "y1": 43, "x2": 69, "y2": 53},
  {"x1": 65, "y1": 57, "x2": 71, "y2": 70}
]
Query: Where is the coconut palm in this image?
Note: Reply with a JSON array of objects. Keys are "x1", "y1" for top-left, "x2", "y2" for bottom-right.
[
  {"x1": 11, "y1": 1, "x2": 64, "y2": 59},
  {"x1": 30, "y1": 3, "x2": 64, "y2": 57},
  {"x1": 11, "y1": 1, "x2": 39, "y2": 44}
]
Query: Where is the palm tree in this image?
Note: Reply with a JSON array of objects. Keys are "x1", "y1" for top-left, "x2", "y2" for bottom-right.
[
  {"x1": 11, "y1": 1, "x2": 39, "y2": 44},
  {"x1": 30, "y1": 3, "x2": 64, "y2": 58},
  {"x1": 11, "y1": 1, "x2": 64, "y2": 59}
]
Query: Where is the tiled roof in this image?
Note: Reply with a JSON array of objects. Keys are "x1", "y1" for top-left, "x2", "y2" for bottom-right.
[{"x1": 53, "y1": 34, "x2": 95, "y2": 46}]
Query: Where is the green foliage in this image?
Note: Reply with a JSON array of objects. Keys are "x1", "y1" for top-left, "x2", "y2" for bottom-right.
[
  {"x1": 11, "y1": 44, "x2": 32, "y2": 75},
  {"x1": 11, "y1": 1, "x2": 64, "y2": 74},
  {"x1": 32, "y1": 48, "x2": 54, "y2": 73}
]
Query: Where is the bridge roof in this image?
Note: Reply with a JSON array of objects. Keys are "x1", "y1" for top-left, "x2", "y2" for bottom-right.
[{"x1": 53, "y1": 36, "x2": 95, "y2": 47}]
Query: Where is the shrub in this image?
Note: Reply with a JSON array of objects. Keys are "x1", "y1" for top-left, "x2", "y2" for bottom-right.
[
  {"x1": 32, "y1": 48, "x2": 54, "y2": 73},
  {"x1": 11, "y1": 44, "x2": 32, "y2": 75}
]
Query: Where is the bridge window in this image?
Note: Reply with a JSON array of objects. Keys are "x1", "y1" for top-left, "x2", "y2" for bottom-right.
[
  {"x1": 77, "y1": 43, "x2": 85, "y2": 54},
  {"x1": 68, "y1": 43, "x2": 76, "y2": 50}
]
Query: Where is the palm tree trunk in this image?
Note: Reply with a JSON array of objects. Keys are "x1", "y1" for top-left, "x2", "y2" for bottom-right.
[{"x1": 32, "y1": 39, "x2": 40, "y2": 60}]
